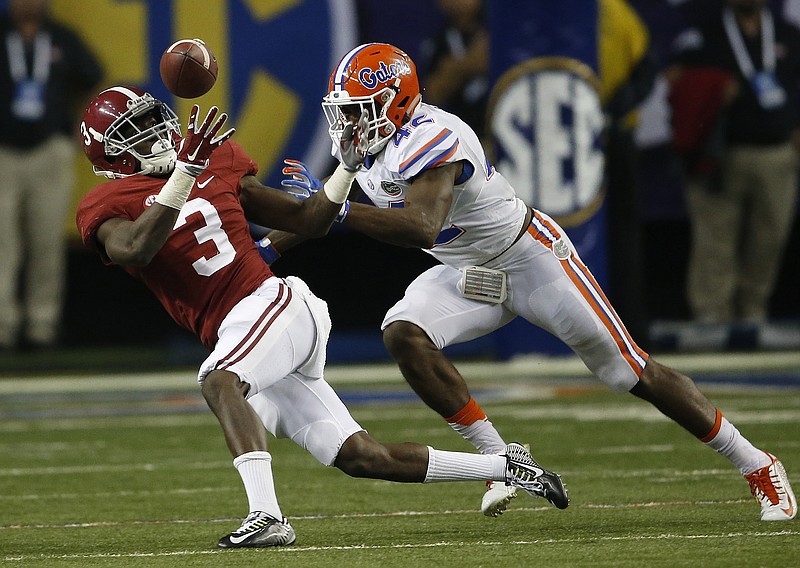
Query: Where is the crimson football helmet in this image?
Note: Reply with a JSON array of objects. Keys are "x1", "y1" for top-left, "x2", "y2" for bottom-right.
[
  {"x1": 79, "y1": 86, "x2": 181, "y2": 178},
  {"x1": 322, "y1": 43, "x2": 422, "y2": 154}
]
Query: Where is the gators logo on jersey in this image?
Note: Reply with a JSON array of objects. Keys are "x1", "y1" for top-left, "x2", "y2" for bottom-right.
[
  {"x1": 552, "y1": 239, "x2": 571, "y2": 260},
  {"x1": 380, "y1": 180, "x2": 403, "y2": 197}
]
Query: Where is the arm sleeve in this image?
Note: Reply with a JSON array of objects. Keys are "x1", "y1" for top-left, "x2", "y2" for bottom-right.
[
  {"x1": 395, "y1": 125, "x2": 462, "y2": 180},
  {"x1": 75, "y1": 188, "x2": 130, "y2": 264}
]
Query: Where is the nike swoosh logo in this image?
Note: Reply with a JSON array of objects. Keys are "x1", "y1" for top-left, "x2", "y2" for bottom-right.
[
  {"x1": 782, "y1": 499, "x2": 796, "y2": 518},
  {"x1": 197, "y1": 176, "x2": 214, "y2": 189},
  {"x1": 187, "y1": 146, "x2": 201, "y2": 162},
  {"x1": 528, "y1": 466, "x2": 545, "y2": 479},
  {"x1": 228, "y1": 533, "x2": 251, "y2": 544}
]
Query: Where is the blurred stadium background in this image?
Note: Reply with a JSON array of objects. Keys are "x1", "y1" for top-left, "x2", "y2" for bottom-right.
[
  {"x1": 0, "y1": 0, "x2": 797, "y2": 375},
  {"x1": 1, "y1": 2, "x2": 798, "y2": 564}
]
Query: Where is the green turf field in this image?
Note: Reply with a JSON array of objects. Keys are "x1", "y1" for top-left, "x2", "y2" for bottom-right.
[{"x1": 1, "y1": 357, "x2": 798, "y2": 567}]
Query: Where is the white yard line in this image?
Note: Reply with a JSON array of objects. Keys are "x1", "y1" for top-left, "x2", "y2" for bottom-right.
[
  {"x1": 2, "y1": 401, "x2": 800, "y2": 433},
  {"x1": 1, "y1": 351, "x2": 798, "y2": 395},
  {"x1": 0, "y1": 460, "x2": 230, "y2": 477},
  {"x1": 0, "y1": 498, "x2": 766, "y2": 531},
  {"x1": 3, "y1": 524, "x2": 798, "y2": 562}
]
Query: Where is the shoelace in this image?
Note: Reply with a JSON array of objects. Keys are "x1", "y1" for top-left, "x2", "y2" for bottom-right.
[
  {"x1": 506, "y1": 445, "x2": 542, "y2": 474},
  {"x1": 234, "y1": 513, "x2": 273, "y2": 535},
  {"x1": 747, "y1": 467, "x2": 781, "y2": 505},
  {"x1": 510, "y1": 464, "x2": 540, "y2": 483},
  {"x1": 508, "y1": 464, "x2": 545, "y2": 493}
]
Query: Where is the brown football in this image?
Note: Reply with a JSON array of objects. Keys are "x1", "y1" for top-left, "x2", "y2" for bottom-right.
[{"x1": 159, "y1": 38, "x2": 218, "y2": 99}]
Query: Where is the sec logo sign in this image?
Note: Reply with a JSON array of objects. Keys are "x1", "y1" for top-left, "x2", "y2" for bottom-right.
[{"x1": 487, "y1": 57, "x2": 604, "y2": 227}]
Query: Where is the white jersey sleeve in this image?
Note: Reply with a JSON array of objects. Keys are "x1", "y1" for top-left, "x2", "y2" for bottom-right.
[
  {"x1": 351, "y1": 103, "x2": 529, "y2": 267},
  {"x1": 394, "y1": 124, "x2": 461, "y2": 179}
]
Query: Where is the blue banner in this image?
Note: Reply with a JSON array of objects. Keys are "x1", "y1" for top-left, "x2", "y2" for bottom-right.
[
  {"x1": 24, "y1": 0, "x2": 357, "y2": 238},
  {"x1": 487, "y1": 0, "x2": 608, "y2": 358}
]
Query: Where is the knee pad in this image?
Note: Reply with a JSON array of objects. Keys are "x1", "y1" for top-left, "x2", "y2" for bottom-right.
[{"x1": 292, "y1": 420, "x2": 357, "y2": 467}]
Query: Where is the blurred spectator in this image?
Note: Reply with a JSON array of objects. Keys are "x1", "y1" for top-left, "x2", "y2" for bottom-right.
[
  {"x1": 599, "y1": 0, "x2": 657, "y2": 348},
  {"x1": 0, "y1": 0, "x2": 102, "y2": 350},
  {"x1": 418, "y1": 0, "x2": 489, "y2": 138},
  {"x1": 667, "y1": 0, "x2": 800, "y2": 325}
]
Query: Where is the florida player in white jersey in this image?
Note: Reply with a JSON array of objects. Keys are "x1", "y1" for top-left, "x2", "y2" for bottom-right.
[
  {"x1": 272, "y1": 43, "x2": 795, "y2": 522},
  {"x1": 75, "y1": 86, "x2": 569, "y2": 549}
]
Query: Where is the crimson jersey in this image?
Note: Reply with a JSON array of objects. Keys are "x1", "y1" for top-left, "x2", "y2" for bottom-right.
[{"x1": 76, "y1": 141, "x2": 274, "y2": 349}]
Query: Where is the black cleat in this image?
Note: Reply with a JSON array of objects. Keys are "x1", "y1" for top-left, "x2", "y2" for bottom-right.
[{"x1": 505, "y1": 442, "x2": 569, "y2": 510}]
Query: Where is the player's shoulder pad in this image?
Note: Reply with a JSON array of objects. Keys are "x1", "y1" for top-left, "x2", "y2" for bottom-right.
[
  {"x1": 388, "y1": 107, "x2": 463, "y2": 179},
  {"x1": 213, "y1": 139, "x2": 259, "y2": 178}
]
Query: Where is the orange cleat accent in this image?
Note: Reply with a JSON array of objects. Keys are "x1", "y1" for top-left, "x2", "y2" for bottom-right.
[{"x1": 744, "y1": 452, "x2": 797, "y2": 521}]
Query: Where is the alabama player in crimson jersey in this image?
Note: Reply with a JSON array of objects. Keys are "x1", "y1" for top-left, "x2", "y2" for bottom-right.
[
  {"x1": 271, "y1": 43, "x2": 795, "y2": 522},
  {"x1": 77, "y1": 127, "x2": 269, "y2": 350},
  {"x1": 75, "y1": 85, "x2": 569, "y2": 549}
]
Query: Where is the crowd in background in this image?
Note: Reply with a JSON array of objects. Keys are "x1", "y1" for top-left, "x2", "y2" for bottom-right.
[
  {"x1": 0, "y1": 0, "x2": 101, "y2": 352},
  {"x1": 0, "y1": 0, "x2": 797, "y2": 360}
]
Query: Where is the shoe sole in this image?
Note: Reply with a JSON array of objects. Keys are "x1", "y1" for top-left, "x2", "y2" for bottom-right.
[
  {"x1": 542, "y1": 473, "x2": 570, "y2": 510},
  {"x1": 219, "y1": 535, "x2": 296, "y2": 548},
  {"x1": 482, "y1": 491, "x2": 517, "y2": 517},
  {"x1": 218, "y1": 524, "x2": 297, "y2": 548}
]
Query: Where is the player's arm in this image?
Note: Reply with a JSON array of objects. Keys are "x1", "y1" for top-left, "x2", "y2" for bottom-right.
[
  {"x1": 342, "y1": 161, "x2": 459, "y2": 249},
  {"x1": 262, "y1": 230, "x2": 311, "y2": 253},
  {"x1": 239, "y1": 175, "x2": 344, "y2": 237},
  {"x1": 253, "y1": 229, "x2": 311, "y2": 265},
  {"x1": 96, "y1": 206, "x2": 181, "y2": 266},
  {"x1": 98, "y1": 105, "x2": 234, "y2": 266},
  {"x1": 241, "y1": 110, "x2": 368, "y2": 236}
]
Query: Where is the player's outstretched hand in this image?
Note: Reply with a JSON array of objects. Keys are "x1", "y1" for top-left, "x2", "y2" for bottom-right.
[
  {"x1": 280, "y1": 158, "x2": 349, "y2": 222},
  {"x1": 176, "y1": 105, "x2": 235, "y2": 177},
  {"x1": 281, "y1": 159, "x2": 322, "y2": 199},
  {"x1": 340, "y1": 109, "x2": 369, "y2": 172}
]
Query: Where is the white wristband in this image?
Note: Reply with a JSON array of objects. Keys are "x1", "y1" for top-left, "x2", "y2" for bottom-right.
[
  {"x1": 322, "y1": 163, "x2": 357, "y2": 204},
  {"x1": 154, "y1": 168, "x2": 195, "y2": 210}
]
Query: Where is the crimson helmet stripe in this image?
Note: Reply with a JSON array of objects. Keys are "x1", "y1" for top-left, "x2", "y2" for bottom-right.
[{"x1": 332, "y1": 43, "x2": 377, "y2": 89}]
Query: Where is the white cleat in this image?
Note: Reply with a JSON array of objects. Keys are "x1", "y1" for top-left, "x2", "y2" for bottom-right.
[
  {"x1": 744, "y1": 452, "x2": 797, "y2": 521},
  {"x1": 217, "y1": 511, "x2": 296, "y2": 548},
  {"x1": 481, "y1": 481, "x2": 518, "y2": 517}
]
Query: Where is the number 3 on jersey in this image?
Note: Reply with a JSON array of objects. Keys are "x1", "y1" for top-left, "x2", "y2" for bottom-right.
[{"x1": 174, "y1": 197, "x2": 235, "y2": 276}]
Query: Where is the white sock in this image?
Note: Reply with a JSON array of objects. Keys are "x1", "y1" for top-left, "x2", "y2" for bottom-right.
[
  {"x1": 701, "y1": 410, "x2": 772, "y2": 475},
  {"x1": 445, "y1": 397, "x2": 507, "y2": 454},
  {"x1": 449, "y1": 420, "x2": 507, "y2": 455},
  {"x1": 233, "y1": 450, "x2": 282, "y2": 519},
  {"x1": 424, "y1": 447, "x2": 507, "y2": 483}
]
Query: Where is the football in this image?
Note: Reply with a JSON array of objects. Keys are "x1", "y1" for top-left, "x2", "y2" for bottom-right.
[{"x1": 159, "y1": 38, "x2": 218, "y2": 98}]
